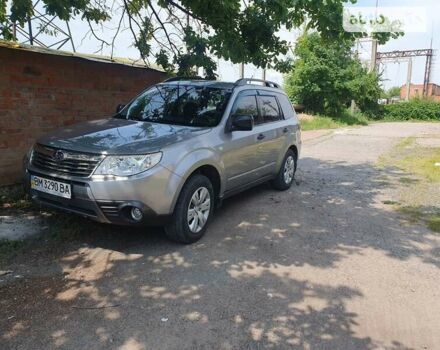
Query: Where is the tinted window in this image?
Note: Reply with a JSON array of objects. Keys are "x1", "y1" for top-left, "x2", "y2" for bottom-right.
[
  {"x1": 277, "y1": 94, "x2": 296, "y2": 119},
  {"x1": 120, "y1": 85, "x2": 231, "y2": 127},
  {"x1": 231, "y1": 95, "x2": 261, "y2": 124},
  {"x1": 258, "y1": 96, "x2": 281, "y2": 123}
]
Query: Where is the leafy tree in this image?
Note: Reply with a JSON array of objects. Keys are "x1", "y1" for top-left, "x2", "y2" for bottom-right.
[
  {"x1": 381, "y1": 86, "x2": 402, "y2": 99},
  {"x1": 284, "y1": 32, "x2": 382, "y2": 116},
  {"x1": 0, "y1": 0, "x2": 400, "y2": 77}
]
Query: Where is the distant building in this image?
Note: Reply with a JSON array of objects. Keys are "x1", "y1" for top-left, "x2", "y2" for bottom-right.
[{"x1": 400, "y1": 83, "x2": 440, "y2": 101}]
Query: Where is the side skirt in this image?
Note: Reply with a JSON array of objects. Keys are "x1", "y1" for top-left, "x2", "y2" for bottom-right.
[{"x1": 220, "y1": 174, "x2": 274, "y2": 202}]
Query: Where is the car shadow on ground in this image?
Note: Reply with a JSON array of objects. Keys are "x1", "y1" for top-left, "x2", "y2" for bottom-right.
[{"x1": 1, "y1": 156, "x2": 436, "y2": 349}]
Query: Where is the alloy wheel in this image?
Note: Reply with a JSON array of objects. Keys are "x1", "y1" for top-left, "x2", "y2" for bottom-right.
[
  {"x1": 284, "y1": 156, "x2": 295, "y2": 184},
  {"x1": 187, "y1": 186, "x2": 211, "y2": 233}
]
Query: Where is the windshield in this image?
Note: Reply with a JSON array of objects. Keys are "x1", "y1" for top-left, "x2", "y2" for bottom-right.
[{"x1": 119, "y1": 84, "x2": 232, "y2": 127}]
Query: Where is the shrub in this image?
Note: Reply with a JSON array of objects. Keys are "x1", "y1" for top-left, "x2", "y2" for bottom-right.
[{"x1": 382, "y1": 99, "x2": 440, "y2": 121}]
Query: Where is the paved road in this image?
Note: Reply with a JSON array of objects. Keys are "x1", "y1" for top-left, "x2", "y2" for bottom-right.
[{"x1": 1, "y1": 123, "x2": 440, "y2": 350}]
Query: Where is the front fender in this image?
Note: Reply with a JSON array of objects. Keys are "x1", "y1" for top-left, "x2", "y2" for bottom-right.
[{"x1": 165, "y1": 148, "x2": 225, "y2": 213}]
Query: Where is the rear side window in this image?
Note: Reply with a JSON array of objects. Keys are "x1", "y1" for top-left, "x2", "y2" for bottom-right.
[
  {"x1": 277, "y1": 94, "x2": 296, "y2": 119},
  {"x1": 231, "y1": 95, "x2": 261, "y2": 125},
  {"x1": 257, "y1": 96, "x2": 281, "y2": 123}
]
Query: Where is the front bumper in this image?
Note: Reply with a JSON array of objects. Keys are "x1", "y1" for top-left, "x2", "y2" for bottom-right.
[{"x1": 24, "y1": 165, "x2": 179, "y2": 225}]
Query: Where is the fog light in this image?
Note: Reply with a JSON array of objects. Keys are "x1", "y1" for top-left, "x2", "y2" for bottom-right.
[{"x1": 131, "y1": 207, "x2": 143, "y2": 221}]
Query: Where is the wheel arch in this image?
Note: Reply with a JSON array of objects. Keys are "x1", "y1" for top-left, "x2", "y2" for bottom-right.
[
  {"x1": 188, "y1": 165, "x2": 221, "y2": 201},
  {"x1": 170, "y1": 161, "x2": 224, "y2": 213},
  {"x1": 288, "y1": 144, "x2": 298, "y2": 161}
]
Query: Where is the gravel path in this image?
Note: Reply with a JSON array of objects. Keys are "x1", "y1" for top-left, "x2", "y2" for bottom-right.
[{"x1": 1, "y1": 122, "x2": 439, "y2": 350}]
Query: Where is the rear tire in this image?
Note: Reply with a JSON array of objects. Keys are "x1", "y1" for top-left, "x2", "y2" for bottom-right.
[
  {"x1": 271, "y1": 149, "x2": 297, "y2": 191},
  {"x1": 165, "y1": 174, "x2": 214, "y2": 244}
]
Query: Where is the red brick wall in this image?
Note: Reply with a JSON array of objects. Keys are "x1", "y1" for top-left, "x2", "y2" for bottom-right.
[
  {"x1": 0, "y1": 46, "x2": 167, "y2": 185},
  {"x1": 400, "y1": 83, "x2": 440, "y2": 101}
]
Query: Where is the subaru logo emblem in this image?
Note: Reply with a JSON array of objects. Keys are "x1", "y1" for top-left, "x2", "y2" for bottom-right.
[{"x1": 53, "y1": 150, "x2": 65, "y2": 162}]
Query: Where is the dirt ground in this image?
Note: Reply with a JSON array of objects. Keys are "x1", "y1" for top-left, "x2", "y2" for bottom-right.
[{"x1": 1, "y1": 122, "x2": 440, "y2": 350}]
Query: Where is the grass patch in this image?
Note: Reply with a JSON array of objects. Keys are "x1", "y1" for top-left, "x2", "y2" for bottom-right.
[
  {"x1": 398, "y1": 148, "x2": 440, "y2": 182},
  {"x1": 378, "y1": 137, "x2": 440, "y2": 183},
  {"x1": 397, "y1": 206, "x2": 440, "y2": 233},
  {"x1": 427, "y1": 216, "x2": 440, "y2": 232},
  {"x1": 382, "y1": 200, "x2": 399, "y2": 205},
  {"x1": 398, "y1": 206, "x2": 425, "y2": 222},
  {"x1": 395, "y1": 137, "x2": 415, "y2": 149},
  {"x1": 300, "y1": 116, "x2": 344, "y2": 131},
  {"x1": 378, "y1": 137, "x2": 440, "y2": 234},
  {"x1": 398, "y1": 177, "x2": 419, "y2": 184},
  {"x1": 300, "y1": 110, "x2": 369, "y2": 131}
]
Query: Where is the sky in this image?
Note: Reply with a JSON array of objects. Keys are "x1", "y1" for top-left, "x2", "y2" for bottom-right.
[
  {"x1": 16, "y1": 0, "x2": 440, "y2": 90},
  {"x1": 353, "y1": 0, "x2": 440, "y2": 90}
]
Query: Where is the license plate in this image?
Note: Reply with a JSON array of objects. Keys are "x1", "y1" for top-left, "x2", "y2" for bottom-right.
[{"x1": 31, "y1": 175, "x2": 72, "y2": 199}]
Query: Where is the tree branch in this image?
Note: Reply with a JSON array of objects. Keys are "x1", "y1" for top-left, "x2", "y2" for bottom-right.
[
  {"x1": 122, "y1": 0, "x2": 148, "y2": 64},
  {"x1": 111, "y1": 7, "x2": 125, "y2": 58},
  {"x1": 163, "y1": 0, "x2": 203, "y2": 21},
  {"x1": 87, "y1": 20, "x2": 111, "y2": 46},
  {"x1": 147, "y1": 0, "x2": 179, "y2": 55}
]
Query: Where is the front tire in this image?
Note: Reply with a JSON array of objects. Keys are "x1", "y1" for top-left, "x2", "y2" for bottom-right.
[
  {"x1": 272, "y1": 149, "x2": 297, "y2": 191},
  {"x1": 165, "y1": 174, "x2": 214, "y2": 244}
]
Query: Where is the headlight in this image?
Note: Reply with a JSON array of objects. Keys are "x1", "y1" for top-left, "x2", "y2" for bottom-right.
[{"x1": 93, "y1": 153, "x2": 162, "y2": 177}]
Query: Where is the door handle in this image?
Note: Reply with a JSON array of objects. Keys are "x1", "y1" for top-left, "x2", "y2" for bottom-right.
[
  {"x1": 257, "y1": 133, "x2": 265, "y2": 140},
  {"x1": 283, "y1": 127, "x2": 289, "y2": 133}
]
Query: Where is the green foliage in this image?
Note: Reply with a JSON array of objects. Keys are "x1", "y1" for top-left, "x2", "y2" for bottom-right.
[
  {"x1": 135, "y1": 17, "x2": 153, "y2": 59},
  {"x1": 176, "y1": 27, "x2": 217, "y2": 79},
  {"x1": 428, "y1": 216, "x2": 440, "y2": 233},
  {"x1": 382, "y1": 99, "x2": 440, "y2": 121},
  {"x1": 285, "y1": 32, "x2": 382, "y2": 117},
  {"x1": 299, "y1": 116, "x2": 343, "y2": 131},
  {"x1": 300, "y1": 109, "x2": 368, "y2": 131},
  {"x1": 381, "y1": 86, "x2": 401, "y2": 99},
  {"x1": 1, "y1": 0, "x2": 400, "y2": 77}
]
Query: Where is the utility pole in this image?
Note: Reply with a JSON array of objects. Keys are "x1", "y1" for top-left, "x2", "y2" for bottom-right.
[
  {"x1": 239, "y1": 63, "x2": 245, "y2": 79},
  {"x1": 370, "y1": 39, "x2": 378, "y2": 72},
  {"x1": 370, "y1": 0, "x2": 379, "y2": 72},
  {"x1": 405, "y1": 58, "x2": 413, "y2": 101},
  {"x1": 12, "y1": 22, "x2": 17, "y2": 41},
  {"x1": 262, "y1": 68, "x2": 266, "y2": 80},
  {"x1": 423, "y1": 51, "x2": 433, "y2": 97}
]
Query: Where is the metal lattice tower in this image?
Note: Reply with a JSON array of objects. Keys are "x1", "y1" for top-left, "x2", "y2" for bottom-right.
[
  {"x1": 10, "y1": 0, "x2": 75, "y2": 52},
  {"x1": 376, "y1": 49, "x2": 434, "y2": 97}
]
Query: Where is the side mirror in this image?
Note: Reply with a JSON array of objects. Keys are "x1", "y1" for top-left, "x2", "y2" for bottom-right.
[
  {"x1": 116, "y1": 104, "x2": 126, "y2": 113},
  {"x1": 231, "y1": 114, "x2": 254, "y2": 131}
]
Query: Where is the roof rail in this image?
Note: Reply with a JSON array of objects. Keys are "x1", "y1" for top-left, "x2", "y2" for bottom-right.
[
  {"x1": 234, "y1": 78, "x2": 280, "y2": 89},
  {"x1": 163, "y1": 76, "x2": 208, "y2": 82}
]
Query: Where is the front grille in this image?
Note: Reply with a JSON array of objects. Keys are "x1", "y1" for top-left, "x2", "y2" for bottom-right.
[{"x1": 31, "y1": 144, "x2": 103, "y2": 177}]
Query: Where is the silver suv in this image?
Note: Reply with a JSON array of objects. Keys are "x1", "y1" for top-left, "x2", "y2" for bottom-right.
[{"x1": 24, "y1": 78, "x2": 301, "y2": 243}]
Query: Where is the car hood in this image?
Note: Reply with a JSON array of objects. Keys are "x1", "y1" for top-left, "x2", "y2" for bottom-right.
[{"x1": 37, "y1": 118, "x2": 210, "y2": 154}]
